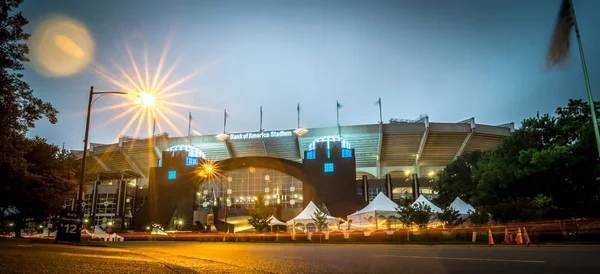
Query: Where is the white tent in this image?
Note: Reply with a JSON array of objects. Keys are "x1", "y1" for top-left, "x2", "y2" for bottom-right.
[
  {"x1": 286, "y1": 201, "x2": 339, "y2": 232},
  {"x1": 448, "y1": 197, "x2": 475, "y2": 215},
  {"x1": 347, "y1": 192, "x2": 399, "y2": 231},
  {"x1": 412, "y1": 195, "x2": 443, "y2": 213},
  {"x1": 268, "y1": 215, "x2": 286, "y2": 226}
]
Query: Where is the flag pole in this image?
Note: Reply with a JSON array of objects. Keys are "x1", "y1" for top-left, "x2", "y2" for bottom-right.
[
  {"x1": 336, "y1": 101, "x2": 341, "y2": 136},
  {"x1": 260, "y1": 106, "x2": 263, "y2": 132},
  {"x1": 224, "y1": 109, "x2": 227, "y2": 133},
  {"x1": 297, "y1": 103, "x2": 300, "y2": 128},
  {"x1": 378, "y1": 97, "x2": 383, "y2": 124},
  {"x1": 569, "y1": 0, "x2": 600, "y2": 157}
]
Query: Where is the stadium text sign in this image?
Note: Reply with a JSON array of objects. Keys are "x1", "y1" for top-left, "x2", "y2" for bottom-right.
[{"x1": 229, "y1": 130, "x2": 293, "y2": 140}]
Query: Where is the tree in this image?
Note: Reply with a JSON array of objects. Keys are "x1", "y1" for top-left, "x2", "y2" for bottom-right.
[
  {"x1": 0, "y1": 0, "x2": 58, "y2": 180},
  {"x1": 437, "y1": 207, "x2": 464, "y2": 227},
  {"x1": 0, "y1": 0, "x2": 60, "y2": 236},
  {"x1": 412, "y1": 202, "x2": 433, "y2": 227},
  {"x1": 311, "y1": 205, "x2": 329, "y2": 233},
  {"x1": 467, "y1": 209, "x2": 490, "y2": 225},
  {"x1": 396, "y1": 201, "x2": 433, "y2": 229},
  {"x1": 437, "y1": 99, "x2": 600, "y2": 222},
  {"x1": 2, "y1": 137, "x2": 79, "y2": 237},
  {"x1": 247, "y1": 194, "x2": 270, "y2": 233},
  {"x1": 434, "y1": 151, "x2": 487, "y2": 207}
]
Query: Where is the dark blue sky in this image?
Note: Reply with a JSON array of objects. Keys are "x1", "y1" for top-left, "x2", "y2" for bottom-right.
[{"x1": 20, "y1": 0, "x2": 600, "y2": 149}]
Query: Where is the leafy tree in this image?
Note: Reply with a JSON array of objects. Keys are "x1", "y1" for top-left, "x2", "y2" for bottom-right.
[
  {"x1": 437, "y1": 99, "x2": 600, "y2": 222},
  {"x1": 396, "y1": 201, "x2": 432, "y2": 229},
  {"x1": 0, "y1": 0, "x2": 61, "y2": 236},
  {"x1": 467, "y1": 209, "x2": 490, "y2": 225},
  {"x1": 412, "y1": 202, "x2": 433, "y2": 227},
  {"x1": 247, "y1": 194, "x2": 270, "y2": 233},
  {"x1": 434, "y1": 151, "x2": 487, "y2": 207},
  {"x1": 437, "y1": 207, "x2": 464, "y2": 227},
  {"x1": 0, "y1": 0, "x2": 58, "y2": 181},
  {"x1": 311, "y1": 205, "x2": 329, "y2": 232},
  {"x1": 2, "y1": 137, "x2": 79, "y2": 237}
]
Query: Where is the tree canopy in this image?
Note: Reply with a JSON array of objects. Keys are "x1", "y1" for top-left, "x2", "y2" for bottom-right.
[
  {"x1": 1, "y1": 0, "x2": 76, "y2": 235},
  {"x1": 436, "y1": 99, "x2": 600, "y2": 222}
]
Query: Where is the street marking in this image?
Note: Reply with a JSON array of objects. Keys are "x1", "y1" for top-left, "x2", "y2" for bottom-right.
[{"x1": 373, "y1": 254, "x2": 545, "y2": 264}]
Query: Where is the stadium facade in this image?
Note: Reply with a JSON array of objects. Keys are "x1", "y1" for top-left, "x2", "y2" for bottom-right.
[{"x1": 70, "y1": 117, "x2": 513, "y2": 231}]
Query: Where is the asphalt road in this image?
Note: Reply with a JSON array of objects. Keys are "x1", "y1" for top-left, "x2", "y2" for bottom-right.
[{"x1": 1, "y1": 239, "x2": 600, "y2": 273}]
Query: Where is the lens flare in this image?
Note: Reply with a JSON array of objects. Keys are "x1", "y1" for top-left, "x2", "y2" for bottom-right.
[{"x1": 30, "y1": 15, "x2": 95, "y2": 77}]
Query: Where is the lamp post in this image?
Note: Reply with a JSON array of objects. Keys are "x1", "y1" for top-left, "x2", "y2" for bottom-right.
[{"x1": 76, "y1": 86, "x2": 153, "y2": 212}]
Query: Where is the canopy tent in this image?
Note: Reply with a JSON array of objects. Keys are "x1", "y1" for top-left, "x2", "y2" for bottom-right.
[
  {"x1": 412, "y1": 195, "x2": 443, "y2": 213},
  {"x1": 347, "y1": 192, "x2": 399, "y2": 231},
  {"x1": 268, "y1": 215, "x2": 286, "y2": 226},
  {"x1": 448, "y1": 197, "x2": 475, "y2": 215},
  {"x1": 286, "y1": 201, "x2": 339, "y2": 232}
]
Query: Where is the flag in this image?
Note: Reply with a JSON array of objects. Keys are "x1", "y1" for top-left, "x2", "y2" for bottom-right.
[
  {"x1": 297, "y1": 103, "x2": 300, "y2": 112},
  {"x1": 337, "y1": 101, "x2": 342, "y2": 109},
  {"x1": 224, "y1": 109, "x2": 228, "y2": 118},
  {"x1": 376, "y1": 97, "x2": 381, "y2": 106},
  {"x1": 548, "y1": 0, "x2": 574, "y2": 66}
]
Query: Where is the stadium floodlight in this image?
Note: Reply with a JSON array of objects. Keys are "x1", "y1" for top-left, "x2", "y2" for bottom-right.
[{"x1": 294, "y1": 128, "x2": 308, "y2": 137}]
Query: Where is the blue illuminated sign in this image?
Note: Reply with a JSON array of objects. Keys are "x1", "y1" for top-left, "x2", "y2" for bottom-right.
[
  {"x1": 324, "y1": 163, "x2": 334, "y2": 173},
  {"x1": 168, "y1": 170, "x2": 177, "y2": 180}
]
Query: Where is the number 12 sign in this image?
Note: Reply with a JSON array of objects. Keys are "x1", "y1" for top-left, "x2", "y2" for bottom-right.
[{"x1": 56, "y1": 210, "x2": 83, "y2": 243}]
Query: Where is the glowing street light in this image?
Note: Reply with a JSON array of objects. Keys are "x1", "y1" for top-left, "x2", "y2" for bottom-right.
[{"x1": 77, "y1": 86, "x2": 153, "y2": 212}]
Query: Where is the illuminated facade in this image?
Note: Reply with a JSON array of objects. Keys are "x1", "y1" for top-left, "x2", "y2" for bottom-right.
[{"x1": 76, "y1": 119, "x2": 512, "y2": 231}]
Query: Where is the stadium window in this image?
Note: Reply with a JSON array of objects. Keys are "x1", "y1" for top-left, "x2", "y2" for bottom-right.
[
  {"x1": 341, "y1": 148, "x2": 352, "y2": 158},
  {"x1": 158, "y1": 159, "x2": 163, "y2": 167},
  {"x1": 306, "y1": 150, "x2": 316, "y2": 160},
  {"x1": 324, "y1": 162, "x2": 334, "y2": 173},
  {"x1": 185, "y1": 157, "x2": 198, "y2": 166},
  {"x1": 168, "y1": 170, "x2": 177, "y2": 180},
  {"x1": 327, "y1": 149, "x2": 331, "y2": 159}
]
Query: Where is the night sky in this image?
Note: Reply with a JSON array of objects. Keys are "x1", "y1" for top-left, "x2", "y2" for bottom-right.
[{"x1": 19, "y1": 0, "x2": 600, "y2": 149}]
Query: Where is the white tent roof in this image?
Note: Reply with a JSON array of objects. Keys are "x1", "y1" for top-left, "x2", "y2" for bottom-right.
[
  {"x1": 348, "y1": 192, "x2": 399, "y2": 217},
  {"x1": 412, "y1": 195, "x2": 443, "y2": 213},
  {"x1": 268, "y1": 215, "x2": 286, "y2": 226},
  {"x1": 448, "y1": 197, "x2": 475, "y2": 215},
  {"x1": 287, "y1": 201, "x2": 338, "y2": 224}
]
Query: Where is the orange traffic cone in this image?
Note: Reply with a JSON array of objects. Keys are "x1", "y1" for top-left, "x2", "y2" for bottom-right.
[
  {"x1": 522, "y1": 227, "x2": 531, "y2": 245},
  {"x1": 488, "y1": 228, "x2": 495, "y2": 246},
  {"x1": 509, "y1": 233, "x2": 514, "y2": 242},
  {"x1": 504, "y1": 227, "x2": 509, "y2": 244},
  {"x1": 516, "y1": 228, "x2": 524, "y2": 245}
]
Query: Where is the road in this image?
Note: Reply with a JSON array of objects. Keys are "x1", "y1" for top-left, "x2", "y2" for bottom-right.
[{"x1": 1, "y1": 239, "x2": 600, "y2": 273}]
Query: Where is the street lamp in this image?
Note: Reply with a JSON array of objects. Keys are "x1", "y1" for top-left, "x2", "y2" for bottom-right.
[{"x1": 76, "y1": 86, "x2": 154, "y2": 212}]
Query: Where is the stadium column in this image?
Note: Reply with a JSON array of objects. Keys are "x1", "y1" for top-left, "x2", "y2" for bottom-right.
[{"x1": 384, "y1": 174, "x2": 392, "y2": 198}]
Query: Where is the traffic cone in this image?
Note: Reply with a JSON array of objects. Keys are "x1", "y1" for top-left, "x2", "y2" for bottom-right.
[
  {"x1": 504, "y1": 227, "x2": 509, "y2": 244},
  {"x1": 488, "y1": 228, "x2": 495, "y2": 246},
  {"x1": 516, "y1": 228, "x2": 524, "y2": 245},
  {"x1": 523, "y1": 227, "x2": 531, "y2": 245},
  {"x1": 509, "y1": 233, "x2": 514, "y2": 242}
]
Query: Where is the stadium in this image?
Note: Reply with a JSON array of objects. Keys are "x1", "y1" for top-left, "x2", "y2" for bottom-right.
[{"x1": 71, "y1": 116, "x2": 513, "y2": 232}]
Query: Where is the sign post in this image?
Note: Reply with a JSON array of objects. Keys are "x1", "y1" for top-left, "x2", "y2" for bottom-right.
[{"x1": 56, "y1": 210, "x2": 83, "y2": 243}]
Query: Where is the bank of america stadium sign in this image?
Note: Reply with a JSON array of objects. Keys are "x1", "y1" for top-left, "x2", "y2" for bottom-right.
[{"x1": 229, "y1": 130, "x2": 293, "y2": 140}]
